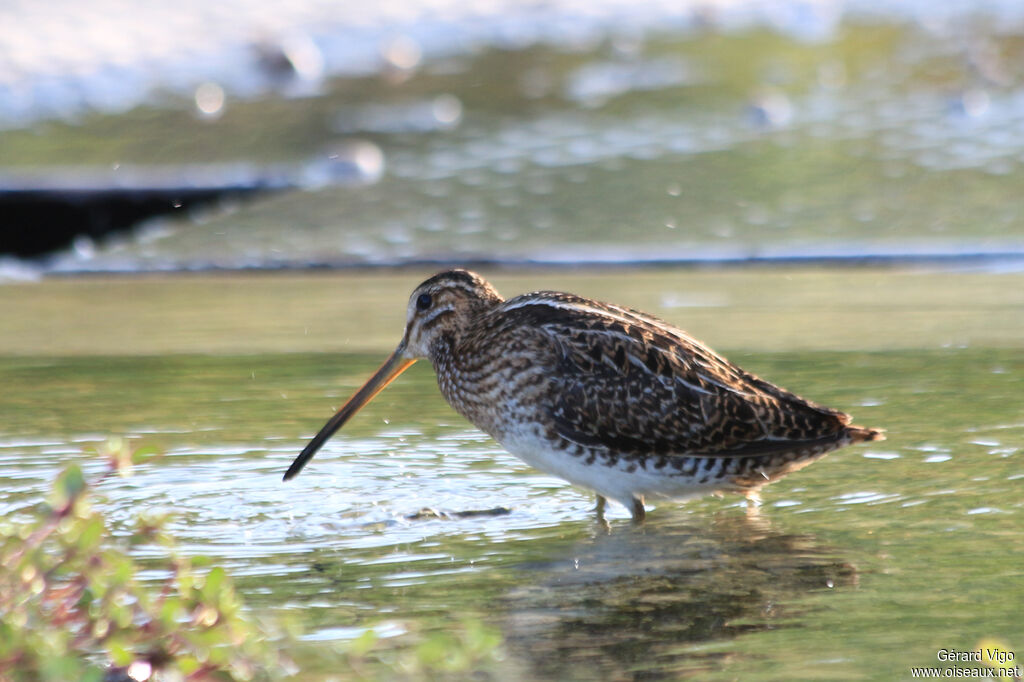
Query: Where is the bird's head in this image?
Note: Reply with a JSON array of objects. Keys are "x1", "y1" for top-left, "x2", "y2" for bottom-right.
[
  {"x1": 399, "y1": 269, "x2": 503, "y2": 361},
  {"x1": 284, "y1": 269, "x2": 503, "y2": 480}
]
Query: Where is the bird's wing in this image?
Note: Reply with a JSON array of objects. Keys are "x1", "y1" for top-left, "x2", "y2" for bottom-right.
[{"x1": 498, "y1": 293, "x2": 851, "y2": 459}]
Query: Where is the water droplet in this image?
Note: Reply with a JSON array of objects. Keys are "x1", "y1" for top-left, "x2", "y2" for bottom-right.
[
  {"x1": 432, "y1": 94, "x2": 463, "y2": 127},
  {"x1": 194, "y1": 82, "x2": 225, "y2": 118},
  {"x1": 383, "y1": 36, "x2": 422, "y2": 71}
]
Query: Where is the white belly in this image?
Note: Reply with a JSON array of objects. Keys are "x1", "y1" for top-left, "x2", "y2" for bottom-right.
[{"x1": 497, "y1": 423, "x2": 725, "y2": 511}]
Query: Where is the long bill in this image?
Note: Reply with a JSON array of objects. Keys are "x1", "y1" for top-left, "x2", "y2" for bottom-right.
[{"x1": 284, "y1": 349, "x2": 416, "y2": 481}]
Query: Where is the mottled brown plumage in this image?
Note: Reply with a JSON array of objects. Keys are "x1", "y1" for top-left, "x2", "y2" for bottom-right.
[{"x1": 285, "y1": 269, "x2": 884, "y2": 521}]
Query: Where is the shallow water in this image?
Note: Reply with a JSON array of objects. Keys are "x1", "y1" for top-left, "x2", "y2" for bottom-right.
[
  {"x1": 1, "y1": 270, "x2": 1021, "y2": 679},
  {"x1": 3, "y1": 3, "x2": 1024, "y2": 675}
]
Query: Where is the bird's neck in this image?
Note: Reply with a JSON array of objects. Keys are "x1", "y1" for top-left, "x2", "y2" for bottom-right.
[
  {"x1": 427, "y1": 297, "x2": 501, "y2": 362},
  {"x1": 428, "y1": 330, "x2": 457, "y2": 367}
]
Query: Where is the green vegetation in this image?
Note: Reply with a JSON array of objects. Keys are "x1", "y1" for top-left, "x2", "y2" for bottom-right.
[
  {"x1": 0, "y1": 439, "x2": 295, "y2": 681},
  {"x1": 0, "y1": 439, "x2": 509, "y2": 680}
]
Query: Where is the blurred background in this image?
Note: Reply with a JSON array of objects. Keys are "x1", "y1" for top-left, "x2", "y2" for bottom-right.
[
  {"x1": 2, "y1": 0, "x2": 1023, "y2": 272},
  {"x1": 2, "y1": 1, "x2": 1023, "y2": 680}
]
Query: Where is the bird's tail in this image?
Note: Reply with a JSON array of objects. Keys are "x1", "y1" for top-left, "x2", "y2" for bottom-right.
[{"x1": 846, "y1": 425, "x2": 885, "y2": 442}]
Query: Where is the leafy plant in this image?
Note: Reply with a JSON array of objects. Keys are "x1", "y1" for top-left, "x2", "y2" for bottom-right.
[
  {"x1": 0, "y1": 439, "x2": 295, "y2": 681},
  {"x1": 0, "y1": 439, "x2": 509, "y2": 681}
]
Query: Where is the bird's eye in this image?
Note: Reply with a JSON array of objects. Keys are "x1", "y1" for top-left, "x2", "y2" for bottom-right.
[{"x1": 416, "y1": 293, "x2": 432, "y2": 311}]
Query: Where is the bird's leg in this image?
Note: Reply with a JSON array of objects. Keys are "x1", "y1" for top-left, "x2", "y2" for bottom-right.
[
  {"x1": 594, "y1": 495, "x2": 611, "y2": 532},
  {"x1": 745, "y1": 490, "x2": 762, "y2": 519},
  {"x1": 630, "y1": 496, "x2": 646, "y2": 523}
]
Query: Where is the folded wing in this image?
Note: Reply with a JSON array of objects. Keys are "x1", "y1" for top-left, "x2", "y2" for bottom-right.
[{"x1": 499, "y1": 294, "x2": 853, "y2": 460}]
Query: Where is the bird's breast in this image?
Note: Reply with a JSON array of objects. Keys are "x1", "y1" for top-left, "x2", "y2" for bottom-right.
[{"x1": 432, "y1": 336, "x2": 556, "y2": 441}]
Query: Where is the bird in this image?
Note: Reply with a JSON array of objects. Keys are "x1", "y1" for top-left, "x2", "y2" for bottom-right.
[{"x1": 284, "y1": 269, "x2": 883, "y2": 521}]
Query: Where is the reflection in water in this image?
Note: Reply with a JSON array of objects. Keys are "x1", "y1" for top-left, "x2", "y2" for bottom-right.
[{"x1": 503, "y1": 513, "x2": 856, "y2": 679}]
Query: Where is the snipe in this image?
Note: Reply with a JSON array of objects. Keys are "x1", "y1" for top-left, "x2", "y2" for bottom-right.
[{"x1": 285, "y1": 270, "x2": 883, "y2": 521}]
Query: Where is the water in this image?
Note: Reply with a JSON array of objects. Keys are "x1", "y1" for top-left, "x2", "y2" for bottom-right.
[
  {"x1": 1, "y1": 270, "x2": 1021, "y2": 679},
  {"x1": 2, "y1": 1, "x2": 1023, "y2": 677},
  {"x1": 4, "y1": 9, "x2": 1024, "y2": 274},
  {"x1": 7, "y1": 0, "x2": 1018, "y2": 128}
]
